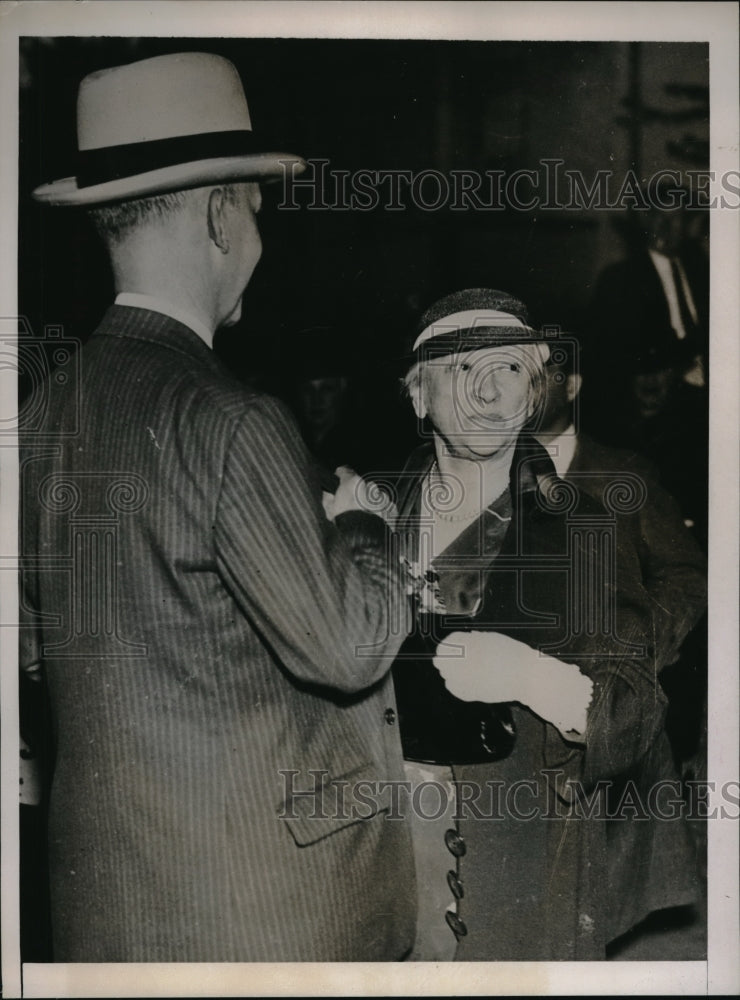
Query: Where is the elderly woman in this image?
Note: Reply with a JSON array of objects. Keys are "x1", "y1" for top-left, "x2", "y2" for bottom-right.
[{"x1": 391, "y1": 288, "x2": 698, "y2": 961}]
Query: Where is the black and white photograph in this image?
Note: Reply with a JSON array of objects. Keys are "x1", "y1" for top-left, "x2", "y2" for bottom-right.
[{"x1": 1, "y1": 2, "x2": 738, "y2": 996}]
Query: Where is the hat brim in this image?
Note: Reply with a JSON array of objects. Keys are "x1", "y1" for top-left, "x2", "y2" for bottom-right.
[
  {"x1": 407, "y1": 327, "x2": 549, "y2": 362},
  {"x1": 391, "y1": 327, "x2": 573, "y2": 375},
  {"x1": 32, "y1": 153, "x2": 306, "y2": 206}
]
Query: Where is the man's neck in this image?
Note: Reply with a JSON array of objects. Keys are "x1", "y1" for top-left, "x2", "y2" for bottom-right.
[
  {"x1": 534, "y1": 411, "x2": 572, "y2": 446},
  {"x1": 536, "y1": 423, "x2": 578, "y2": 478},
  {"x1": 111, "y1": 243, "x2": 219, "y2": 338}
]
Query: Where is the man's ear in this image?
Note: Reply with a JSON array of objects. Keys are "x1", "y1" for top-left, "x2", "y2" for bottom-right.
[
  {"x1": 566, "y1": 372, "x2": 583, "y2": 403},
  {"x1": 409, "y1": 381, "x2": 427, "y2": 420},
  {"x1": 207, "y1": 188, "x2": 230, "y2": 253}
]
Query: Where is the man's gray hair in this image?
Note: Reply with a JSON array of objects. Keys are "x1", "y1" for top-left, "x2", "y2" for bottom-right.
[{"x1": 88, "y1": 184, "x2": 245, "y2": 245}]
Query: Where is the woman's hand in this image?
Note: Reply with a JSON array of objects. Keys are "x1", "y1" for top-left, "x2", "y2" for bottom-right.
[
  {"x1": 324, "y1": 466, "x2": 398, "y2": 525},
  {"x1": 433, "y1": 630, "x2": 593, "y2": 741}
]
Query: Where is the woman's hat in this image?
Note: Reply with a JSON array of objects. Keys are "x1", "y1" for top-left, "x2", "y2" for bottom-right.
[
  {"x1": 32, "y1": 52, "x2": 306, "y2": 206},
  {"x1": 408, "y1": 288, "x2": 551, "y2": 366}
]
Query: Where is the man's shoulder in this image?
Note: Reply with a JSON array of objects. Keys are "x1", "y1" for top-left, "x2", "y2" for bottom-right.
[
  {"x1": 88, "y1": 305, "x2": 216, "y2": 371},
  {"x1": 570, "y1": 433, "x2": 656, "y2": 480},
  {"x1": 85, "y1": 306, "x2": 275, "y2": 420},
  {"x1": 565, "y1": 434, "x2": 667, "y2": 516},
  {"x1": 167, "y1": 371, "x2": 298, "y2": 451}
]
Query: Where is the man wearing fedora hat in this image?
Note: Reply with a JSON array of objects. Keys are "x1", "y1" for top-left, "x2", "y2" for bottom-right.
[{"x1": 21, "y1": 52, "x2": 415, "y2": 962}]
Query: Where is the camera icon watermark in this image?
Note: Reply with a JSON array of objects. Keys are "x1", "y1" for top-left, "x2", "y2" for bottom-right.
[
  {"x1": 407, "y1": 325, "x2": 577, "y2": 447},
  {"x1": 0, "y1": 316, "x2": 80, "y2": 438}
]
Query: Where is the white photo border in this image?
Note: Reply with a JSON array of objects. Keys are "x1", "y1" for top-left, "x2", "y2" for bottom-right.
[{"x1": 1, "y1": 2, "x2": 737, "y2": 997}]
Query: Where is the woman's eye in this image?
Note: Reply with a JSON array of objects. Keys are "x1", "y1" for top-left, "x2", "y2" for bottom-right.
[
  {"x1": 508, "y1": 362, "x2": 522, "y2": 373},
  {"x1": 459, "y1": 362, "x2": 471, "y2": 372}
]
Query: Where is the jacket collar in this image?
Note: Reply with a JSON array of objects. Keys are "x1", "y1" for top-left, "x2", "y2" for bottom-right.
[
  {"x1": 91, "y1": 304, "x2": 220, "y2": 367},
  {"x1": 397, "y1": 433, "x2": 557, "y2": 526},
  {"x1": 114, "y1": 292, "x2": 213, "y2": 348},
  {"x1": 397, "y1": 436, "x2": 561, "y2": 618}
]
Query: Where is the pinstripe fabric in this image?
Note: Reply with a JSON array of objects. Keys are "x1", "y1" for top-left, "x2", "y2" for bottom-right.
[{"x1": 20, "y1": 305, "x2": 415, "y2": 962}]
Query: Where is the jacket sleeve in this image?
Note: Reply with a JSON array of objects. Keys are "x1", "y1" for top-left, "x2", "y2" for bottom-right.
[
  {"x1": 541, "y1": 514, "x2": 670, "y2": 801},
  {"x1": 213, "y1": 394, "x2": 411, "y2": 694},
  {"x1": 633, "y1": 467, "x2": 707, "y2": 671}
]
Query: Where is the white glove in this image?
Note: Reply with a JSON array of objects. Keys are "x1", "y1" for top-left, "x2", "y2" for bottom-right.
[
  {"x1": 433, "y1": 630, "x2": 593, "y2": 741},
  {"x1": 324, "y1": 466, "x2": 397, "y2": 525}
]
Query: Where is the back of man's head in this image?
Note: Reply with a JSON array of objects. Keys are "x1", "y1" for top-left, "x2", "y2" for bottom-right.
[
  {"x1": 88, "y1": 183, "x2": 249, "y2": 249},
  {"x1": 88, "y1": 191, "x2": 189, "y2": 247}
]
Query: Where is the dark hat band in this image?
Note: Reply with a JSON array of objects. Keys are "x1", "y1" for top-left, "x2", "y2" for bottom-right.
[
  {"x1": 413, "y1": 325, "x2": 547, "y2": 362},
  {"x1": 77, "y1": 129, "x2": 266, "y2": 188}
]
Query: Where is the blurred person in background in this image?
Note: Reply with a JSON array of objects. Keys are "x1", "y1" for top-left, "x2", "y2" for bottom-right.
[
  {"x1": 532, "y1": 336, "x2": 708, "y2": 958},
  {"x1": 289, "y1": 325, "x2": 360, "y2": 471},
  {"x1": 584, "y1": 319, "x2": 708, "y2": 549},
  {"x1": 288, "y1": 323, "x2": 419, "y2": 478},
  {"x1": 585, "y1": 190, "x2": 709, "y2": 551},
  {"x1": 532, "y1": 335, "x2": 706, "y2": 673},
  {"x1": 587, "y1": 190, "x2": 709, "y2": 392}
]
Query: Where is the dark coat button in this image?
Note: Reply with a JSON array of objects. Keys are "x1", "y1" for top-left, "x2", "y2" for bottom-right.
[
  {"x1": 384, "y1": 708, "x2": 396, "y2": 725},
  {"x1": 444, "y1": 828, "x2": 466, "y2": 857},
  {"x1": 445, "y1": 910, "x2": 468, "y2": 938},
  {"x1": 447, "y1": 869, "x2": 464, "y2": 899}
]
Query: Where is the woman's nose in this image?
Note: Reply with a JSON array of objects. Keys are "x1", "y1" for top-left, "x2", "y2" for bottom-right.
[{"x1": 473, "y1": 371, "x2": 500, "y2": 404}]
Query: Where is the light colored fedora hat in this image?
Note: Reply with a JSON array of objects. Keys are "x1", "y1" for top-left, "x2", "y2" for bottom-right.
[{"x1": 32, "y1": 51, "x2": 306, "y2": 206}]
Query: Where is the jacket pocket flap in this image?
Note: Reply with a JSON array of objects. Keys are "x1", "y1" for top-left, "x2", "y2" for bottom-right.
[{"x1": 278, "y1": 762, "x2": 385, "y2": 847}]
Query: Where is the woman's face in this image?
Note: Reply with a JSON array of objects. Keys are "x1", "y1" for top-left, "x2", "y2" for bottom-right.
[{"x1": 421, "y1": 345, "x2": 536, "y2": 460}]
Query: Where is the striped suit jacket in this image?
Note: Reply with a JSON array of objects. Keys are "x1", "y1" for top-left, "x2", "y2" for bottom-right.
[{"x1": 20, "y1": 305, "x2": 415, "y2": 962}]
